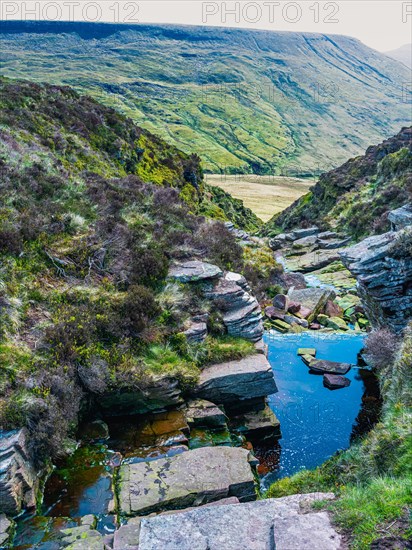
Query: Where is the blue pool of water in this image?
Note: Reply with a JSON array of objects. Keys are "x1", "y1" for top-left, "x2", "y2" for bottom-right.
[{"x1": 260, "y1": 331, "x2": 378, "y2": 488}]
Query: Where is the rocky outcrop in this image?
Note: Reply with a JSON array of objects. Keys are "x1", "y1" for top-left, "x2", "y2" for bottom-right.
[
  {"x1": 0, "y1": 514, "x2": 12, "y2": 547},
  {"x1": 99, "y1": 377, "x2": 183, "y2": 416},
  {"x1": 193, "y1": 354, "x2": 277, "y2": 406},
  {"x1": 203, "y1": 273, "x2": 264, "y2": 342},
  {"x1": 340, "y1": 223, "x2": 412, "y2": 333},
  {"x1": 169, "y1": 261, "x2": 264, "y2": 342},
  {"x1": 117, "y1": 446, "x2": 256, "y2": 516},
  {"x1": 389, "y1": 205, "x2": 412, "y2": 231},
  {"x1": 287, "y1": 288, "x2": 335, "y2": 323},
  {"x1": 0, "y1": 428, "x2": 38, "y2": 515},
  {"x1": 136, "y1": 492, "x2": 341, "y2": 550},
  {"x1": 168, "y1": 261, "x2": 223, "y2": 282}
]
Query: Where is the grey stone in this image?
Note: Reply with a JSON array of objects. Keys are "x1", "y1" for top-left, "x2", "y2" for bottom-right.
[
  {"x1": 137, "y1": 493, "x2": 339, "y2": 550},
  {"x1": 59, "y1": 524, "x2": 105, "y2": 549},
  {"x1": 99, "y1": 377, "x2": 183, "y2": 416},
  {"x1": 290, "y1": 227, "x2": 320, "y2": 240},
  {"x1": 272, "y1": 294, "x2": 289, "y2": 311},
  {"x1": 323, "y1": 374, "x2": 351, "y2": 389},
  {"x1": 117, "y1": 447, "x2": 256, "y2": 516},
  {"x1": 287, "y1": 249, "x2": 340, "y2": 272},
  {"x1": 388, "y1": 204, "x2": 412, "y2": 231},
  {"x1": 318, "y1": 236, "x2": 351, "y2": 249},
  {"x1": 292, "y1": 235, "x2": 318, "y2": 248},
  {"x1": 231, "y1": 405, "x2": 281, "y2": 441},
  {"x1": 203, "y1": 276, "x2": 263, "y2": 342},
  {"x1": 0, "y1": 428, "x2": 38, "y2": 515},
  {"x1": 168, "y1": 261, "x2": 223, "y2": 283},
  {"x1": 317, "y1": 231, "x2": 338, "y2": 240},
  {"x1": 193, "y1": 354, "x2": 277, "y2": 405},
  {"x1": 0, "y1": 514, "x2": 12, "y2": 546},
  {"x1": 340, "y1": 226, "x2": 412, "y2": 333},
  {"x1": 273, "y1": 512, "x2": 342, "y2": 549},
  {"x1": 183, "y1": 321, "x2": 207, "y2": 343},
  {"x1": 303, "y1": 357, "x2": 351, "y2": 375},
  {"x1": 288, "y1": 288, "x2": 335, "y2": 323},
  {"x1": 113, "y1": 517, "x2": 142, "y2": 550},
  {"x1": 185, "y1": 399, "x2": 227, "y2": 429}
]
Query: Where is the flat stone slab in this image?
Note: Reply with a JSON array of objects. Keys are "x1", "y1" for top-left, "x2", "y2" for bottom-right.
[
  {"x1": 137, "y1": 493, "x2": 340, "y2": 550},
  {"x1": 194, "y1": 355, "x2": 277, "y2": 405},
  {"x1": 303, "y1": 357, "x2": 351, "y2": 375},
  {"x1": 287, "y1": 250, "x2": 340, "y2": 272},
  {"x1": 274, "y1": 511, "x2": 342, "y2": 549},
  {"x1": 323, "y1": 374, "x2": 351, "y2": 389},
  {"x1": 288, "y1": 288, "x2": 335, "y2": 322},
  {"x1": 297, "y1": 348, "x2": 316, "y2": 357},
  {"x1": 117, "y1": 447, "x2": 256, "y2": 516},
  {"x1": 168, "y1": 261, "x2": 223, "y2": 283}
]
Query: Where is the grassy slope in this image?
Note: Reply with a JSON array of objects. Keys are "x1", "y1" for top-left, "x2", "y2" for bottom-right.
[
  {"x1": 266, "y1": 325, "x2": 412, "y2": 549},
  {"x1": 0, "y1": 21, "x2": 410, "y2": 174},
  {"x1": 265, "y1": 127, "x2": 412, "y2": 239},
  {"x1": 206, "y1": 174, "x2": 313, "y2": 222},
  {"x1": 0, "y1": 77, "x2": 264, "y2": 463}
]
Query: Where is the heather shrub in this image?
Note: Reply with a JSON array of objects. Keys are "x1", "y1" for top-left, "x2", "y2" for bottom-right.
[
  {"x1": 122, "y1": 284, "x2": 160, "y2": 335},
  {"x1": 194, "y1": 221, "x2": 243, "y2": 271},
  {"x1": 364, "y1": 329, "x2": 400, "y2": 371},
  {"x1": 130, "y1": 241, "x2": 169, "y2": 288}
]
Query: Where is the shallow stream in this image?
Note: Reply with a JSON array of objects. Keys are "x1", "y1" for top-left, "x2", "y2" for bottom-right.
[{"x1": 13, "y1": 331, "x2": 380, "y2": 549}]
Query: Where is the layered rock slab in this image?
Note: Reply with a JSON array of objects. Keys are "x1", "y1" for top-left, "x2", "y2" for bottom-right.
[
  {"x1": 193, "y1": 354, "x2": 277, "y2": 405},
  {"x1": 340, "y1": 226, "x2": 412, "y2": 333},
  {"x1": 117, "y1": 446, "x2": 256, "y2": 516},
  {"x1": 137, "y1": 492, "x2": 340, "y2": 550},
  {"x1": 0, "y1": 428, "x2": 38, "y2": 515}
]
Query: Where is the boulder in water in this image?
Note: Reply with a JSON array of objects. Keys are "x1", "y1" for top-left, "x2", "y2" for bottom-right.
[{"x1": 323, "y1": 374, "x2": 351, "y2": 389}]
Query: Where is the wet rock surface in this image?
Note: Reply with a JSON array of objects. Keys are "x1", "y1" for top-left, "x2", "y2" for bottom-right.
[
  {"x1": 117, "y1": 446, "x2": 256, "y2": 516},
  {"x1": 323, "y1": 374, "x2": 351, "y2": 389},
  {"x1": 303, "y1": 356, "x2": 352, "y2": 375}
]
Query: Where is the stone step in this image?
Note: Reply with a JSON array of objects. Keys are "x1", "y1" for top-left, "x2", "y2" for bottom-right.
[
  {"x1": 117, "y1": 446, "x2": 257, "y2": 516},
  {"x1": 136, "y1": 492, "x2": 341, "y2": 550},
  {"x1": 193, "y1": 354, "x2": 277, "y2": 405}
]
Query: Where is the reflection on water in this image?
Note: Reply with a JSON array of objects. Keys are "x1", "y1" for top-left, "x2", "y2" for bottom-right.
[{"x1": 258, "y1": 331, "x2": 380, "y2": 489}]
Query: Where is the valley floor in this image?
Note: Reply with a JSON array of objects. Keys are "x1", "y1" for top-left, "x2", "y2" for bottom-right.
[{"x1": 205, "y1": 175, "x2": 313, "y2": 222}]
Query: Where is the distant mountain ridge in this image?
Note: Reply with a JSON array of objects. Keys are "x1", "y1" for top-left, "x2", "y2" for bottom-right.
[
  {"x1": 385, "y1": 44, "x2": 412, "y2": 69},
  {"x1": 0, "y1": 21, "x2": 410, "y2": 174}
]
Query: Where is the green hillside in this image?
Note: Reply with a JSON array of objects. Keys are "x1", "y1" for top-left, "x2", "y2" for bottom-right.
[
  {"x1": 265, "y1": 127, "x2": 412, "y2": 239},
  {"x1": 0, "y1": 77, "x2": 264, "y2": 461},
  {"x1": 0, "y1": 21, "x2": 410, "y2": 174}
]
